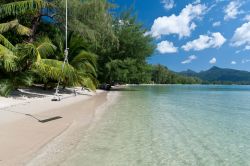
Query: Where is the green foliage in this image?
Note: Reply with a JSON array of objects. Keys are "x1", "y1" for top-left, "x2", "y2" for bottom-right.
[
  {"x1": 98, "y1": 10, "x2": 155, "y2": 84},
  {"x1": 0, "y1": 19, "x2": 31, "y2": 36},
  {"x1": 0, "y1": 34, "x2": 15, "y2": 50},
  {"x1": 0, "y1": 79, "x2": 13, "y2": 96},
  {"x1": 0, "y1": 0, "x2": 46, "y2": 18},
  {"x1": 151, "y1": 64, "x2": 202, "y2": 84},
  {"x1": 0, "y1": 44, "x2": 17, "y2": 72}
]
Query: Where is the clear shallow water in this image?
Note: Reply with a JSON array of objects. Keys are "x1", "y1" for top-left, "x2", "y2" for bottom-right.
[{"x1": 62, "y1": 85, "x2": 250, "y2": 166}]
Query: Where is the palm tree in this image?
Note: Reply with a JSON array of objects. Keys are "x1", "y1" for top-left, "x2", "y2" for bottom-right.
[
  {"x1": 0, "y1": 35, "x2": 60, "y2": 96},
  {"x1": 0, "y1": 0, "x2": 99, "y2": 96},
  {"x1": 51, "y1": 32, "x2": 98, "y2": 90}
]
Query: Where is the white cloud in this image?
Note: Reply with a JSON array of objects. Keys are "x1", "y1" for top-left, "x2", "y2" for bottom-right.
[
  {"x1": 149, "y1": 4, "x2": 206, "y2": 38},
  {"x1": 242, "y1": 59, "x2": 250, "y2": 64},
  {"x1": 235, "y1": 50, "x2": 241, "y2": 54},
  {"x1": 244, "y1": 15, "x2": 250, "y2": 22},
  {"x1": 193, "y1": 0, "x2": 201, "y2": 5},
  {"x1": 181, "y1": 55, "x2": 197, "y2": 64},
  {"x1": 182, "y1": 32, "x2": 226, "y2": 51},
  {"x1": 209, "y1": 57, "x2": 217, "y2": 64},
  {"x1": 231, "y1": 61, "x2": 237, "y2": 65},
  {"x1": 224, "y1": 1, "x2": 243, "y2": 20},
  {"x1": 245, "y1": 45, "x2": 250, "y2": 50},
  {"x1": 161, "y1": 0, "x2": 175, "y2": 10},
  {"x1": 157, "y1": 40, "x2": 178, "y2": 54},
  {"x1": 231, "y1": 22, "x2": 250, "y2": 47},
  {"x1": 212, "y1": 21, "x2": 221, "y2": 27}
]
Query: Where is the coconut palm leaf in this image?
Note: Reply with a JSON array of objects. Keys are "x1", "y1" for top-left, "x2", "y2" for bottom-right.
[
  {"x1": 76, "y1": 71, "x2": 97, "y2": 90},
  {"x1": 35, "y1": 37, "x2": 57, "y2": 59},
  {"x1": 79, "y1": 77, "x2": 96, "y2": 90},
  {"x1": 0, "y1": 0, "x2": 46, "y2": 18},
  {"x1": 32, "y1": 59, "x2": 77, "y2": 84},
  {"x1": 0, "y1": 79, "x2": 14, "y2": 97},
  {"x1": 0, "y1": 20, "x2": 18, "y2": 33},
  {"x1": 70, "y1": 50, "x2": 98, "y2": 87},
  {"x1": 70, "y1": 50, "x2": 97, "y2": 71},
  {"x1": 16, "y1": 72, "x2": 35, "y2": 86},
  {"x1": 15, "y1": 24, "x2": 32, "y2": 36},
  {"x1": 0, "y1": 19, "x2": 31, "y2": 36},
  {"x1": 0, "y1": 34, "x2": 15, "y2": 51},
  {"x1": 16, "y1": 43, "x2": 39, "y2": 64},
  {"x1": 0, "y1": 44, "x2": 17, "y2": 72}
]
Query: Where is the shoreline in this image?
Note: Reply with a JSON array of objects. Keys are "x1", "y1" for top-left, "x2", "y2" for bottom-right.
[
  {"x1": 0, "y1": 88, "x2": 120, "y2": 166},
  {"x1": 27, "y1": 90, "x2": 121, "y2": 166}
]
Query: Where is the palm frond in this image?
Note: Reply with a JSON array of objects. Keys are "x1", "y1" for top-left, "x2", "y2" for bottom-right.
[
  {"x1": 0, "y1": 0, "x2": 46, "y2": 18},
  {"x1": 0, "y1": 19, "x2": 18, "y2": 33},
  {"x1": 36, "y1": 37, "x2": 57, "y2": 58},
  {"x1": 16, "y1": 43, "x2": 39, "y2": 63},
  {"x1": 15, "y1": 24, "x2": 32, "y2": 36},
  {"x1": 70, "y1": 50, "x2": 97, "y2": 70},
  {"x1": 0, "y1": 79, "x2": 14, "y2": 97},
  {"x1": 16, "y1": 72, "x2": 35, "y2": 86},
  {"x1": 32, "y1": 59, "x2": 77, "y2": 84},
  {"x1": 0, "y1": 34, "x2": 15, "y2": 51},
  {"x1": 77, "y1": 74, "x2": 97, "y2": 90},
  {"x1": 0, "y1": 44, "x2": 17, "y2": 72},
  {"x1": 0, "y1": 19, "x2": 31, "y2": 35}
]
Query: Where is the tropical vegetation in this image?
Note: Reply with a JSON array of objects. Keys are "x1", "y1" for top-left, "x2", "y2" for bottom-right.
[{"x1": 0, "y1": 0, "x2": 201, "y2": 97}]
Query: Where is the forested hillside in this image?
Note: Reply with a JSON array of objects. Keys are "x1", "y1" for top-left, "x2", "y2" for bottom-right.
[{"x1": 180, "y1": 66, "x2": 250, "y2": 84}]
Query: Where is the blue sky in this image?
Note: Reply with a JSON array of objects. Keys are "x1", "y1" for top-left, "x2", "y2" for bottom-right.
[{"x1": 114, "y1": 0, "x2": 250, "y2": 72}]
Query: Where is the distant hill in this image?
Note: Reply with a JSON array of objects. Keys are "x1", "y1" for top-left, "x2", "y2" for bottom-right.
[{"x1": 179, "y1": 66, "x2": 250, "y2": 84}]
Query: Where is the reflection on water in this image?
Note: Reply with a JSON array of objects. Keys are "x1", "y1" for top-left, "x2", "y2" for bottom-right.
[{"x1": 62, "y1": 85, "x2": 250, "y2": 166}]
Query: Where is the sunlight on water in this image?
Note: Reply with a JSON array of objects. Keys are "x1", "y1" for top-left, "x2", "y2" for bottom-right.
[{"x1": 62, "y1": 85, "x2": 250, "y2": 166}]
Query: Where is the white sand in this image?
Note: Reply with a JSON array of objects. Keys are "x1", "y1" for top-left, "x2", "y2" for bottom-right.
[{"x1": 0, "y1": 87, "x2": 117, "y2": 166}]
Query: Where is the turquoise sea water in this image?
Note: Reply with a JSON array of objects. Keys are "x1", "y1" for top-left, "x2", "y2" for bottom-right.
[{"x1": 62, "y1": 85, "x2": 250, "y2": 166}]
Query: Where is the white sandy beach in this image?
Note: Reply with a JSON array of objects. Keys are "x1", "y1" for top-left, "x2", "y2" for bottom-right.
[{"x1": 0, "y1": 87, "x2": 119, "y2": 166}]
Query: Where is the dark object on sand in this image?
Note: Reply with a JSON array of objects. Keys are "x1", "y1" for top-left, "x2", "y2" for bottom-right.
[
  {"x1": 51, "y1": 97, "x2": 60, "y2": 101},
  {"x1": 99, "y1": 83, "x2": 111, "y2": 91},
  {"x1": 38, "y1": 116, "x2": 62, "y2": 123},
  {"x1": 25, "y1": 113, "x2": 62, "y2": 123}
]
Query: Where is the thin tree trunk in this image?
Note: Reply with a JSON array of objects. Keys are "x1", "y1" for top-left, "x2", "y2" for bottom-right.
[{"x1": 29, "y1": 14, "x2": 41, "y2": 43}]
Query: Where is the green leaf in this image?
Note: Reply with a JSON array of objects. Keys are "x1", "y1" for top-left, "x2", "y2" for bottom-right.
[
  {"x1": 0, "y1": 34, "x2": 15, "y2": 51},
  {"x1": 0, "y1": 0, "x2": 46, "y2": 18},
  {"x1": 0, "y1": 44, "x2": 17, "y2": 72},
  {"x1": 0, "y1": 79, "x2": 13, "y2": 97},
  {"x1": 36, "y1": 37, "x2": 57, "y2": 59}
]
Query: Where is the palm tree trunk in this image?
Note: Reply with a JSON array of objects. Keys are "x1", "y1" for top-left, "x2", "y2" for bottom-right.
[{"x1": 29, "y1": 15, "x2": 41, "y2": 43}]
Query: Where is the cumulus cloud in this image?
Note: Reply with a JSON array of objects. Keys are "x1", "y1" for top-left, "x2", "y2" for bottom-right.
[
  {"x1": 157, "y1": 40, "x2": 178, "y2": 54},
  {"x1": 148, "y1": 3, "x2": 206, "y2": 38},
  {"x1": 181, "y1": 55, "x2": 197, "y2": 64},
  {"x1": 182, "y1": 32, "x2": 226, "y2": 51},
  {"x1": 231, "y1": 22, "x2": 250, "y2": 47},
  {"x1": 161, "y1": 0, "x2": 175, "y2": 10},
  {"x1": 231, "y1": 61, "x2": 237, "y2": 65},
  {"x1": 212, "y1": 21, "x2": 221, "y2": 27},
  {"x1": 224, "y1": 1, "x2": 243, "y2": 20},
  {"x1": 209, "y1": 57, "x2": 217, "y2": 64}
]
